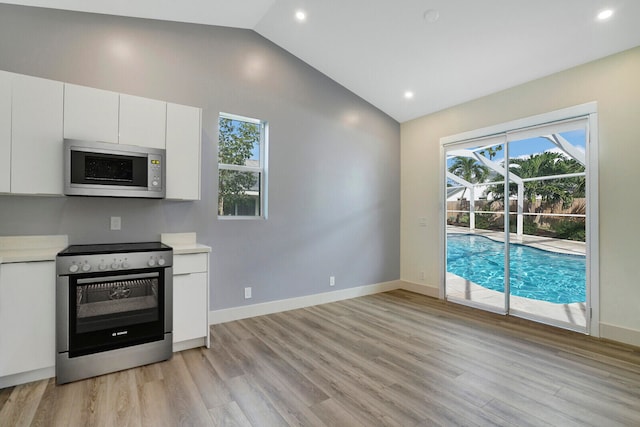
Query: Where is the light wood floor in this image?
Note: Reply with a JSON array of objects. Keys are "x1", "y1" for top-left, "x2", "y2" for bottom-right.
[{"x1": 2, "y1": 290, "x2": 640, "y2": 426}]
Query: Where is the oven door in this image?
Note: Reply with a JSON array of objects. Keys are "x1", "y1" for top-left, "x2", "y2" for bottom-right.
[{"x1": 66, "y1": 269, "x2": 166, "y2": 358}]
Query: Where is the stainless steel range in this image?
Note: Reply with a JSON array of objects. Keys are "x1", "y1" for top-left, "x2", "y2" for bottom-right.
[{"x1": 56, "y1": 242, "x2": 173, "y2": 384}]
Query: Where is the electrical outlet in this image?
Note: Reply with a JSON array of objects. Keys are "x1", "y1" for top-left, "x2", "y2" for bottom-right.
[
  {"x1": 110, "y1": 216, "x2": 121, "y2": 230},
  {"x1": 420, "y1": 271, "x2": 425, "y2": 280},
  {"x1": 244, "y1": 287, "x2": 252, "y2": 299},
  {"x1": 330, "y1": 276, "x2": 335, "y2": 286}
]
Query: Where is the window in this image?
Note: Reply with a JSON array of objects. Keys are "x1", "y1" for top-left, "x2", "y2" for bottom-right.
[{"x1": 217, "y1": 113, "x2": 268, "y2": 218}]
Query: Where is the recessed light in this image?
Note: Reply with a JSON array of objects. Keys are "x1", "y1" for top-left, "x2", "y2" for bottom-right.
[
  {"x1": 404, "y1": 91, "x2": 414, "y2": 100},
  {"x1": 423, "y1": 9, "x2": 440, "y2": 24},
  {"x1": 295, "y1": 10, "x2": 307, "y2": 22},
  {"x1": 597, "y1": 9, "x2": 614, "y2": 21}
]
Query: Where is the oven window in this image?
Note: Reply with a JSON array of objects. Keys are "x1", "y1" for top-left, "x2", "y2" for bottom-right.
[{"x1": 76, "y1": 277, "x2": 159, "y2": 334}]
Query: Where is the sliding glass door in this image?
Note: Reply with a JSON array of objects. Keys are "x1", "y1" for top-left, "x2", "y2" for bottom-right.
[
  {"x1": 505, "y1": 120, "x2": 588, "y2": 330},
  {"x1": 444, "y1": 114, "x2": 593, "y2": 333},
  {"x1": 445, "y1": 136, "x2": 507, "y2": 314}
]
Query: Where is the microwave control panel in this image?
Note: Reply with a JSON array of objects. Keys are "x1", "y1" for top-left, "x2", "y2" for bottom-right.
[{"x1": 149, "y1": 155, "x2": 163, "y2": 189}]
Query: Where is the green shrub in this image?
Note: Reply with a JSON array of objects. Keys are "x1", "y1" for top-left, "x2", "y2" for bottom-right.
[
  {"x1": 475, "y1": 213, "x2": 491, "y2": 230},
  {"x1": 509, "y1": 217, "x2": 538, "y2": 234},
  {"x1": 553, "y1": 220, "x2": 585, "y2": 241}
]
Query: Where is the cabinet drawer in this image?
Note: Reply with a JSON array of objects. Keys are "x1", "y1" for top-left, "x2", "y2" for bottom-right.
[{"x1": 173, "y1": 253, "x2": 207, "y2": 275}]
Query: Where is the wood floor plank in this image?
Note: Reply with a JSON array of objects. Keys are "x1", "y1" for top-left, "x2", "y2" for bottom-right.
[
  {"x1": 158, "y1": 353, "x2": 214, "y2": 426},
  {"x1": 2, "y1": 289, "x2": 640, "y2": 426},
  {"x1": 236, "y1": 336, "x2": 329, "y2": 406},
  {"x1": 138, "y1": 379, "x2": 175, "y2": 427},
  {"x1": 181, "y1": 348, "x2": 234, "y2": 410},
  {"x1": 0, "y1": 386, "x2": 14, "y2": 412},
  {"x1": 309, "y1": 398, "x2": 368, "y2": 427},
  {"x1": 0, "y1": 379, "x2": 47, "y2": 427},
  {"x1": 208, "y1": 401, "x2": 253, "y2": 427},
  {"x1": 226, "y1": 374, "x2": 289, "y2": 427},
  {"x1": 104, "y1": 369, "x2": 142, "y2": 427}
]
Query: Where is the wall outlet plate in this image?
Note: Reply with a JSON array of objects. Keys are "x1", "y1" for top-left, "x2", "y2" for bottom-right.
[
  {"x1": 330, "y1": 276, "x2": 335, "y2": 286},
  {"x1": 110, "y1": 216, "x2": 121, "y2": 230},
  {"x1": 244, "y1": 287, "x2": 252, "y2": 299}
]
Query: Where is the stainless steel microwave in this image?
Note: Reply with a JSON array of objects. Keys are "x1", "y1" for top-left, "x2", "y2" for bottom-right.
[{"x1": 64, "y1": 139, "x2": 165, "y2": 198}]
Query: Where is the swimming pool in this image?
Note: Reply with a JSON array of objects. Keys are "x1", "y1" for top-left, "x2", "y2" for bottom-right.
[{"x1": 447, "y1": 234, "x2": 586, "y2": 304}]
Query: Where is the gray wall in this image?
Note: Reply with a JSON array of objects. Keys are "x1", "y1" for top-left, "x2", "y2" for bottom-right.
[{"x1": 0, "y1": 4, "x2": 400, "y2": 310}]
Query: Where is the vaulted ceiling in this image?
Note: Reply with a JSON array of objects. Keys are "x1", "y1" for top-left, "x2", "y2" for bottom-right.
[{"x1": 3, "y1": 0, "x2": 640, "y2": 122}]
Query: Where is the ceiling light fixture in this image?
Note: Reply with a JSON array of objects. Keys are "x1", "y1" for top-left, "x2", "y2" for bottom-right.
[
  {"x1": 404, "y1": 91, "x2": 414, "y2": 100},
  {"x1": 295, "y1": 10, "x2": 307, "y2": 22},
  {"x1": 597, "y1": 9, "x2": 614, "y2": 21},
  {"x1": 423, "y1": 9, "x2": 440, "y2": 24}
]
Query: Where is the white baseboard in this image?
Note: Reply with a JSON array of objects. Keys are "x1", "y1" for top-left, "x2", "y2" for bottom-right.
[
  {"x1": 210, "y1": 280, "x2": 404, "y2": 324},
  {"x1": 173, "y1": 337, "x2": 207, "y2": 353},
  {"x1": 398, "y1": 280, "x2": 440, "y2": 298},
  {"x1": 600, "y1": 322, "x2": 640, "y2": 348},
  {"x1": 0, "y1": 366, "x2": 55, "y2": 389}
]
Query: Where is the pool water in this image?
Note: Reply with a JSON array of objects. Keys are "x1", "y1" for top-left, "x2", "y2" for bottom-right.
[{"x1": 447, "y1": 234, "x2": 586, "y2": 304}]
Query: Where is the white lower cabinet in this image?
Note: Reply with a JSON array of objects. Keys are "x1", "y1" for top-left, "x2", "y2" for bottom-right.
[
  {"x1": 0, "y1": 261, "x2": 55, "y2": 378},
  {"x1": 172, "y1": 253, "x2": 210, "y2": 351}
]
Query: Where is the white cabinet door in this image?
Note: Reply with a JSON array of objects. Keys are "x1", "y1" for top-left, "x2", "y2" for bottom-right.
[
  {"x1": 11, "y1": 74, "x2": 64, "y2": 195},
  {"x1": 0, "y1": 262, "x2": 56, "y2": 377},
  {"x1": 166, "y1": 103, "x2": 201, "y2": 200},
  {"x1": 0, "y1": 71, "x2": 11, "y2": 193},
  {"x1": 173, "y1": 272, "x2": 208, "y2": 343},
  {"x1": 119, "y1": 94, "x2": 166, "y2": 149},
  {"x1": 64, "y1": 83, "x2": 119, "y2": 143}
]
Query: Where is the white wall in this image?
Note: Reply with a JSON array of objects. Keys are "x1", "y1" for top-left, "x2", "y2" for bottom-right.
[{"x1": 401, "y1": 46, "x2": 640, "y2": 347}]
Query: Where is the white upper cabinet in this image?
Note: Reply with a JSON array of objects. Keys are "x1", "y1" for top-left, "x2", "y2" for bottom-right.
[
  {"x1": 0, "y1": 70, "x2": 200, "y2": 198},
  {"x1": 166, "y1": 103, "x2": 202, "y2": 200},
  {"x1": 0, "y1": 71, "x2": 11, "y2": 193},
  {"x1": 64, "y1": 83, "x2": 119, "y2": 143},
  {"x1": 119, "y1": 94, "x2": 166, "y2": 149},
  {"x1": 11, "y1": 74, "x2": 64, "y2": 195}
]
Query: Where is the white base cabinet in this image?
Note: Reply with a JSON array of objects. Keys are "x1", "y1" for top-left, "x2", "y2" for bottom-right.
[
  {"x1": 0, "y1": 262, "x2": 56, "y2": 378},
  {"x1": 172, "y1": 253, "x2": 210, "y2": 351}
]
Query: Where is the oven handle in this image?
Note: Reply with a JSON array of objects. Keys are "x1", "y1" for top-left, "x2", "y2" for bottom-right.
[{"x1": 76, "y1": 272, "x2": 160, "y2": 285}]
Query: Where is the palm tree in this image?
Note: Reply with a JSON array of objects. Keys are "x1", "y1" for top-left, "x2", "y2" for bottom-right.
[
  {"x1": 479, "y1": 145, "x2": 503, "y2": 160},
  {"x1": 448, "y1": 157, "x2": 490, "y2": 200},
  {"x1": 489, "y1": 151, "x2": 585, "y2": 213}
]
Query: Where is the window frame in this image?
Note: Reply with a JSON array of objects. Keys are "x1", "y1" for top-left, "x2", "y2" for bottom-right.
[{"x1": 217, "y1": 112, "x2": 268, "y2": 220}]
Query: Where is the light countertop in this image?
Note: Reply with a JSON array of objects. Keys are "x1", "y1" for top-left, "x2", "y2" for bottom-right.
[
  {"x1": 170, "y1": 243, "x2": 211, "y2": 255},
  {"x1": 160, "y1": 232, "x2": 211, "y2": 255},
  {"x1": 0, "y1": 235, "x2": 68, "y2": 264}
]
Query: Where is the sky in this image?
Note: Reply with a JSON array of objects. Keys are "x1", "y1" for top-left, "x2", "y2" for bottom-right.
[
  {"x1": 503, "y1": 129, "x2": 586, "y2": 160},
  {"x1": 446, "y1": 129, "x2": 587, "y2": 194},
  {"x1": 447, "y1": 129, "x2": 586, "y2": 169}
]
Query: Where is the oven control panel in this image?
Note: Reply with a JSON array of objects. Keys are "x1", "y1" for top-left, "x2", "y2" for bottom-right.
[{"x1": 57, "y1": 251, "x2": 172, "y2": 275}]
